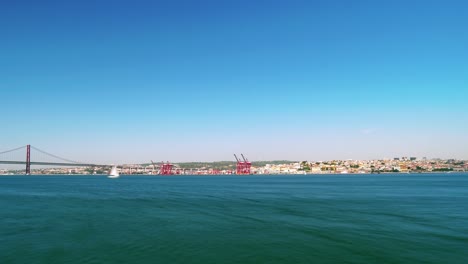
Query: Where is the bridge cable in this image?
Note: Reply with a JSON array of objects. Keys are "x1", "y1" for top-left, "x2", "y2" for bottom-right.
[
  {"x1": 0, "y1": 145, "x2": 26, "y2": 155},
  {"x1": 30, "y1": 146, "x2": 83, "y2": 164}
]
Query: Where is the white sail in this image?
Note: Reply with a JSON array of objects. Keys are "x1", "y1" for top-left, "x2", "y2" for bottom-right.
[{"x1": 108, "y1": 165, "x2": 120, "y2": 178}]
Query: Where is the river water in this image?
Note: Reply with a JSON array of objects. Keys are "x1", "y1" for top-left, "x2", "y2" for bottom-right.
[{"x1": 1, "y1": 174, "x2": 467, "y2": 263}]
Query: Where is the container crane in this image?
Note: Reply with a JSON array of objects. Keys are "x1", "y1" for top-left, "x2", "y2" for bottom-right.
[{"x1": 241, "y1": 154, "x2": 252, "y2": 174}]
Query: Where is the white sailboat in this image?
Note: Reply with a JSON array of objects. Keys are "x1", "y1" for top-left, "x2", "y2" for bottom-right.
[{"x1": 108, "y1": 165, "x2": 120, "y2": 178}]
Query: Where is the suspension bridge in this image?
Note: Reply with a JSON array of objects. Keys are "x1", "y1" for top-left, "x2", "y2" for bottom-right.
[
  {"x1": 0, "y1": 145, "x2": 106, "y2": 174},
  {"x1": 1, "y1": 145, "x2": 252, "y2": 175}
]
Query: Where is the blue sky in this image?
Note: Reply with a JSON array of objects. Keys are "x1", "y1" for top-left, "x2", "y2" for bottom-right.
[{"x1": 1, "y1": 0, "x2": 467, "y2": 163}]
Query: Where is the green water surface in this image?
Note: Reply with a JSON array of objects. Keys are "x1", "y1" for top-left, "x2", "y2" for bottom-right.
[{"x1": 1, "y1": 174, "x2": 467, "y2": 263}]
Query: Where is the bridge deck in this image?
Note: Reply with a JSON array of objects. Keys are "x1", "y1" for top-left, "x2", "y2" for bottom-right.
[{"x1": 0, "y1": 161, "x2": 104, "y2": 167}]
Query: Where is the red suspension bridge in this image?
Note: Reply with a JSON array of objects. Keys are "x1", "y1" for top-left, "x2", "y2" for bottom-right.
[{"x1": 0, "y1": 145, "x2": 104, "y2": 174}]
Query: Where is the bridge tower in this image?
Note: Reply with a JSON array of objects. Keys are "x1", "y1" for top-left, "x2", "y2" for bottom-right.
[{"x1": 26, "y1": 144, "x2": 31, "y2": 175}]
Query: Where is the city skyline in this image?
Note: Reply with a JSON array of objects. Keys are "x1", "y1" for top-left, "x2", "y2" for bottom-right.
[{"x1": 2, "y1": 0, "x2": 468, "y2": 163}]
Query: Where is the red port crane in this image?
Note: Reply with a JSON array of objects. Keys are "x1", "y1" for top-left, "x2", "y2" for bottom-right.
[
  {"x1": 234, "y1": 154, "x2": 251, "y2": 175},
  {"x1": 241, "y1": 154, "x2": 252, "y2": 174},
  {"x1": 160, "y1": 161, "x2": 173, "y2": 175}
]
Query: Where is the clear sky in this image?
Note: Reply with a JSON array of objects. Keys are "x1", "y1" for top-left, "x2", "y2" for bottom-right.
[{"x1": 1, "y1": 0, "x2": 467, "y2": 163}]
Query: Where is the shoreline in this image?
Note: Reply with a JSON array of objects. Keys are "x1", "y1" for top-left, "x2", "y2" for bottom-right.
[{"x1": 1, "y1": 172, "x2": 467, "y2": 176}]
